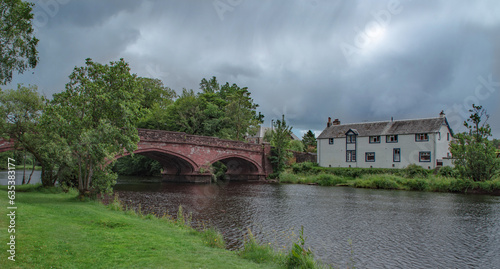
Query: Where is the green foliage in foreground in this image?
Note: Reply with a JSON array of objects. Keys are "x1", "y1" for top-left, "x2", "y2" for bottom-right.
[
  {"x1": 0, "y1": 187, "x2": 281, "y2": 269},
  {"x1": 239, "y1": 228, "x2": 329, "y2": 269}
]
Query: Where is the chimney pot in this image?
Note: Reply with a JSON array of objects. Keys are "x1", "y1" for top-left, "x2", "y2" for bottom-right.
[
  {"x1": 332, "y1": 119, "x2": 340, "y2": 125},
  {"x1": 327, "y1": 117, "x2": 332, "y2": 127}
]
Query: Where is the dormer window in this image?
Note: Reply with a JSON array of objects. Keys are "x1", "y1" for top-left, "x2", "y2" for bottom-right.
[{"x1": 345, "y1": 129, "x2": 358, "y2": 144}]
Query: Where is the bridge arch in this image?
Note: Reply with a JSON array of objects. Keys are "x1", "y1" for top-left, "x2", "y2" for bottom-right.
[
  {"x1": 209, "y1": 154, "x2": 264, "y2": 181},
  {"x1": 114, "y1": 148, "x2": 199, "y2": 176}
]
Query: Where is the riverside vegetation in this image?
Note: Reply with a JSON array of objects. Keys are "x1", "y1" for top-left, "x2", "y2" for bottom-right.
[
  {"x1": 280, "y1": 162, "x2": 500, "y2": 194},
  {"x1": 0, "y1": 185, "x2": 333, "y2": 269}
]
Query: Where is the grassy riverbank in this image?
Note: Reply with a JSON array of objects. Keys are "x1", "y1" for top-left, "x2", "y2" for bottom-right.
[
  {"x1": 0, "y1": 185, "x2": 330, "y2": 269},
  {"x1": 280, "y1": 162, "x2": 500, "y2": 194},
  {"x1": 0, "y1": 186, "x2": 287, "y2": 269}
]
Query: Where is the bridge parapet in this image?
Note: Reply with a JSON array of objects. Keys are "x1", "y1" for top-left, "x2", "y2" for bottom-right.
[
  {"x1": 0, "y1": 138, "x2": 15, "y2": 153},
  {"x1": 138, "y1": 129, "x2": 267, "y2": 153}
]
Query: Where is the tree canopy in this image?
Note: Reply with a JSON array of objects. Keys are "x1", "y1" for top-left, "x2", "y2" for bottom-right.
[
  {"x1": 46, "y1": 58, "x2": 143, "y2": 195},
  {"x1": 302, "y1": 130, "x2": 317, "y2": 153},
  {"x1": 450, "y1": 104, "x2": 500, "y2": 181},
  {"x1": 0, "y1": 0, "x2": 39, "y2": 84}
]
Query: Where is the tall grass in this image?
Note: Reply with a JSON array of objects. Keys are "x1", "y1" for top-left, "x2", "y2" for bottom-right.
[{"x1": 282, "y1": 164, "x2": 500, "y2": 194}]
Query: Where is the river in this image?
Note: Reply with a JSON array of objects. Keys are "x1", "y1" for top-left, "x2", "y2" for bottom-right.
[
  {"x1": 1, "y1": 172, "x2": 499, "y2": 268},
  {"x1": 114, "y1": 176, "x2": 500, "y2": 268}
]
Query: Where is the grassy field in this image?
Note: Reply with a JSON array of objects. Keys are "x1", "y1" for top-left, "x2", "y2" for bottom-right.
[{"x1": 0, "y1": 186, "x2": 285, "y2": 269}]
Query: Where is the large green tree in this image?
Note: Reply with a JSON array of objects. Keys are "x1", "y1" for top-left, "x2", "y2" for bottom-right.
[
  {"x1": 47, "y1": 58, "x2": 143, "y2": 196},
  {"x1": 163, "y1": 76, "x2": 263, "y2": 140},
  {"x1": 0, "y1": 84, "x2": 62, "y2": 186},
  {"x1": 450, "y1": 104, "x2": 500, "y2": 181},
  {"x1": 0, "y1": 0, "x2": 38, "y2": 84}
]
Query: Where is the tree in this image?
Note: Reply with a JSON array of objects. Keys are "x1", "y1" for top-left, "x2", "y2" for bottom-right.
[
  {"x1": 289, "y1": 140, "x2": 304, "y2": 152},
  {"x1": 136, "y1": 77, "x2": 176, "y2": 130},
  {"x1": 269, "y1": 115, "x2": 292, "y2": 178},
  {"x1": 493, "y1": 138, "x2": 500, "y2": 150},
  {"x1": 302, "y1": 130, "x2": 317, "y2": 153},
  {"x1": 450, "y1": 104, "x2": 500, "y2": 181},
  {"x1": 0, "y1": 84, "x2": 61, "y2": 186},
  {"x1": 47, "y1": 58, "x2": 143, "y2": 196},
  {"x1": 1, "y1": 0, "x2": 39, "y2": 84},
  {"x1": 163, "y1": 77, "x2": 263, "y2": 140}
]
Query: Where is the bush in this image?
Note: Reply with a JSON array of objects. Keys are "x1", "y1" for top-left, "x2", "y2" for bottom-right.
[
  {"x1": 437, "y1": 166, "x2": 457, "y2": 178},
  {"x1": 404, "y1": 164, "x2": 429, "y2": 178},
  {"x1": 291, "y1": 162, "x2": 318, "y2": 174}
]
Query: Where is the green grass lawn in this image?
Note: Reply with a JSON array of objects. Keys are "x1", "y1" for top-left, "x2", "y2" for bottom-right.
[{"x1": 0, "y1": 187, "x2": 282, "y2": 269}]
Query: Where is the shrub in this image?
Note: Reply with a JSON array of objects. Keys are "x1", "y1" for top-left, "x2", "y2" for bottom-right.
[
  {"x1": 291, "y1": 162, "x2": 318, "y2": 174},
  {"x1": 404, "y1": 164, "x2": 429, "y2": 178},
  {"x1": 437, "y1": 166, "x2": 457, "y2": 178}
]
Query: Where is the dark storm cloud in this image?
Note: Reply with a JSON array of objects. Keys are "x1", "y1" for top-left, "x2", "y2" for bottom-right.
[{"x1": 6, "y1": 0, "x2": 500, "y2": 138}]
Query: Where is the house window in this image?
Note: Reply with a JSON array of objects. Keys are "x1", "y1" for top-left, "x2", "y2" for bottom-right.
[
  {"x1": 419, "y1": 152, "x2": 431, "y2": 162},
  {"x1": 415, "y1": 133, "x2": 429, "y2": 142},
  {"x1": 393, "y1": 148, "x2": 401, "y2": 162},
  {"x1": 329, "y1": 138, "x2": 334, "y2": 144},
  {"x1": 447, "y1": 133, "x2": 450, "y2": 141},
  {"x1": 346, "y1": 135, "x2": 356, "y2": 144},
  {"x1": 386, "y1": 135, "x2": 398, "y2": 143},
  {"x1": 346, "y1": 150, "x2": 356, "y2": 162},
  {"x1": 369, "y1": 136, "x2": 380, "y2": 143},
  {"x1": 365, "y1": 152, "x2": 375, "y2": 162}
]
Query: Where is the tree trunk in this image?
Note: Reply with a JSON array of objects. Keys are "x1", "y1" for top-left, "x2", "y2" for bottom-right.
[
  {"x1": 22, "y1": 150, "x2": 27, "y2": 185},
  {"x1": 27, "y1": 159, "x2": 35, "y2": 185}
]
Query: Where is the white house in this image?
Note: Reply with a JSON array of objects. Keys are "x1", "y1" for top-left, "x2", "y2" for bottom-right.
[{"x1": 317, "y1": 112, "x2": 454, "y2": 169}]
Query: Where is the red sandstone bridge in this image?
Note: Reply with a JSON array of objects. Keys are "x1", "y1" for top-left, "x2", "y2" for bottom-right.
[{"x1": 0, "y1": 129, "x2": 273, "y2": 183}]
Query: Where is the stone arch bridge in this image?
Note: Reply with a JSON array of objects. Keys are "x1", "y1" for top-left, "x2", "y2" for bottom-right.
[{"x1": 0, "y1": 129, "x2": 273, "y2": 183}]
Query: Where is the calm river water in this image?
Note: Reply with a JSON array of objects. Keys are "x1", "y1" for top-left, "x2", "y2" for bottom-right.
[
  {"x1": 114, "y1": 177, "x2": 500, "y2": 268},
  {"x1": 2, "y1": 172, "x2": 499, "y2": 268}
]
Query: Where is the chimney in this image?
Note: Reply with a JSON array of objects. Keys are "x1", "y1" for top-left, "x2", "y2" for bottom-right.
[
  {"x1": 327, "y1": 117, "x2": 332, "y2": 127},
  {"x1": 332, "y1": 119, "x2": 340, "y2": 125},
  {"x1": 439, "y1": 110, "x2": 445, "y2": 118}
]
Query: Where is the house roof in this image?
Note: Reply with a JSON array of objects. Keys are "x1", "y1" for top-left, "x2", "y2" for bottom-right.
[{"x1": 317, "y1": 117, "x2": 452, "y2": 139}]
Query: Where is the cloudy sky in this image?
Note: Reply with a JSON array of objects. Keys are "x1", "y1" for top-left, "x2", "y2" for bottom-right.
[{"x1": 7, "y1": 0, "x2": 500, "y2": 138}]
